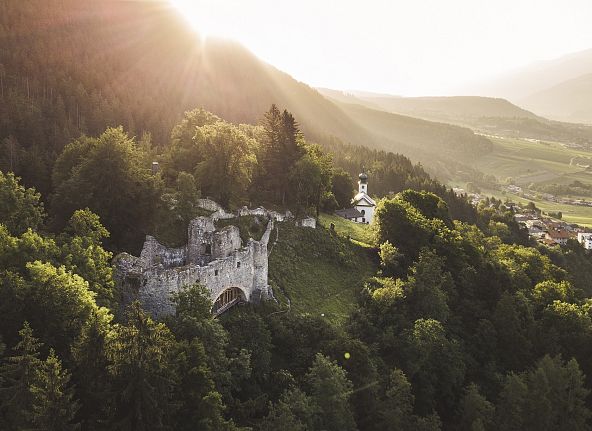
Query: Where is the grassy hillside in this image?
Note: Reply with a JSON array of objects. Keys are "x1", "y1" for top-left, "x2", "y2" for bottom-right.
[
  {"x1": 268, "y1": 222, "x2": 377, "y2": 325},
  {"x1": 318, "y1": 213, "x2": 375, "y2": 247},
  {"x1": 470, "y1": 136, "x2": 592, "y2": 186}
]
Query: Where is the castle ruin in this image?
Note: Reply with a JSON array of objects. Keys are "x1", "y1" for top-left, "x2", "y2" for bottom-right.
[{"x1": 115, "y1": 201, "x2": 285, "y2": 317}]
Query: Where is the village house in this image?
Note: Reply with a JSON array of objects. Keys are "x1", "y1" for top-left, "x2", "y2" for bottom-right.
[
  {"x1": 545, "y1": 229, "x2": 570, "y2": 246},
  {"x1": 578, "y1": 232, "x2": 592, "y2": 250}
]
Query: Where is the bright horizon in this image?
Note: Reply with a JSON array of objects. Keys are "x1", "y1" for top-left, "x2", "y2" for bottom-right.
[{"x1": 170, "y1": 0, "x2": 592, "y2": 97}]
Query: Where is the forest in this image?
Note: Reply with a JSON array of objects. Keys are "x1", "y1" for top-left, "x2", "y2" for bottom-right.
[
  {"x1": 2, "y1": 101, "x2": 592, "y2": 430},
  {"x1": 3, "y1": 1, "x2": 592, "y2": 430}
]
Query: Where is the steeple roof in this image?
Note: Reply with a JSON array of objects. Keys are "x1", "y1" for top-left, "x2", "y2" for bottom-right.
[{"x1": 352, "y1": 192, "x2": 376, "y2": 207}]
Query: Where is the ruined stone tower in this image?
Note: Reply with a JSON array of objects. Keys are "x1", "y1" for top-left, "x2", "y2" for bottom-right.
[{"x1": 115, "y1": 209, "x2": 274, "y2": 317}]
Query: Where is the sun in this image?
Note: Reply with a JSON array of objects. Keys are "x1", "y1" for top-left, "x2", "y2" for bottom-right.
[{"x1": 169, "y1": 0, "x2": 235, "y2": 39}]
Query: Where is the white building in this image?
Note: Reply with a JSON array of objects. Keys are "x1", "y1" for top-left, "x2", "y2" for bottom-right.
[
  {"x1": 352, "y1": 172, "x2": 376, "y2": 224},
  {"x1": 578, "y1": 232, "x2": 592, "y2": 250}
]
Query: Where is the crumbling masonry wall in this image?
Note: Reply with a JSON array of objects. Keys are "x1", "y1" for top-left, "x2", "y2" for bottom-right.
[{"x1": 115, "y1": 213, "x2": 273, "y2": 317}]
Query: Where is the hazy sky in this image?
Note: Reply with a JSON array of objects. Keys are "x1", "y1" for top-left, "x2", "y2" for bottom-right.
[{"x1": 170, "y1": 0, "x2": 592, "y2": 96}]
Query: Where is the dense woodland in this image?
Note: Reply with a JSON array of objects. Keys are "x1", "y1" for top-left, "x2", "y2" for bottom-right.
[
  {"x1": 2, "y1": 101, "x2": 592, "y2": 430},
  {"x1": 3, "y1": 1, "x2": 592, "y2": 430}
]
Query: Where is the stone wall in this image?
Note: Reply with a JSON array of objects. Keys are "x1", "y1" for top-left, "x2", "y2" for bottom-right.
[
  {"x1": 196, "y1": 198, "x2": 224, "y2": 212},
  {"x1": 211, "y1": 226, "x2": 242, "y2": 259},
  {"x1": 297, "y1": 217, "x2": 317, "y2": 229},
  {"x1": 237, "y1": 206, "x2": 293, "y2": 222},
  {"x1": 187, "y1": 217, "x2": 216, "y2": 265},
  {"x1": 138, "y1": 236, "x2": 186, "y2": 268},
  {"x1": 115, "y1": 210, "x2": 273, "y2": 317},
  {"x1": 115, "y1": 200, "x2": 317, "y2": 317}
]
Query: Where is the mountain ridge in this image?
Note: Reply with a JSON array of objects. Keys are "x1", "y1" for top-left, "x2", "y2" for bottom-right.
[
  {"x1": 0, "y1": 0, "x2": 493, "y2": 189},
  {"x1": 521, "y1": 72, "x2": 592, "y2": 124}
]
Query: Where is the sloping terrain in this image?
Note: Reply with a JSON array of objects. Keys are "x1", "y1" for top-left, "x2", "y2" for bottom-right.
[
  {"x1": 268, "y1": 222, "x2": 377, "y2": 325},
  {"x1": 521, "y1": 73, "x2": 592, "y2": 124},
  {"x1": 464, "y1": 48, "x2": 592, "y2": 124},
  {"x1": 319, "y1": 89, "x2": 592, "y2": 145},
  {"x1": 0, "y1": 0, "x2": 492, "y2": 190},
  {"x1": 469, "y1": 48, "x2": 592, "y2": 100}
]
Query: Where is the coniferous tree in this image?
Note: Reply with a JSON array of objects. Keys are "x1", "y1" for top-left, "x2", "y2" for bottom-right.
[
  {"x1": 30, "y1": 349, "x2": 80, "y2": 431},
  {"x1": 376, "y1": 369, "x2": 416, "y2": 430},
  {"x1": 167, "y1": 284, "x2": 232, "y2": 396},
  {"x1": 107, "y1": 302, "x2": 178, "y2": 431},
  {"x1": 0, "y1": 170, "x2": 45, "y2": 235},
  {"x1": 305, "y1": 353, "x2": 356, "y2": 431},
  {"x1": 331, "y1": 168, "x2": 354, "y2": 208},
  {"x1": 495, "y1": 355, "x2": 590, "y2": 431},
  {"x1": 458, "y1": 383, "x2": 495, "y2": 431},
  {"x1": 257, "y1": 105, "x2": 304, "y2": 206},
  {"x1": 71, "y1": 309, "x2": 113, "y2": 431},
  {"x1": 0, "y1": 322, "x2": 42, "y2": 430}
]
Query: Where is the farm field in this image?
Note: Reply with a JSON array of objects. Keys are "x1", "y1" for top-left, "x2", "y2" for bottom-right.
[
  {"x1": 478, "y1": 186, "x2": 592, "y2": 227},
  {"x1": 472, "y1": 136, "x2": 592, "y2": 187},
  {"x1": 451, "y1": 136, "x2": 592, "y2": 226}
]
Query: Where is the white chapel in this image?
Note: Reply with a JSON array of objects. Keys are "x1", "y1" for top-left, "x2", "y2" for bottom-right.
[{"x1": 352, "y1": 172, "x2": 376, "y2": 224}]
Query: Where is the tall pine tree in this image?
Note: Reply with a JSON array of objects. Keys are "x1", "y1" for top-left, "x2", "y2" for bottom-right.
[
  {"x1": 107, "y1": 302, "x2": 178, "y2": 431},
  {"x1": 0, "y1": 322, "x2": 42, "y2": 430},
  {"x1": 30, "y1": 349, "x2": 80, "y2": 431}
]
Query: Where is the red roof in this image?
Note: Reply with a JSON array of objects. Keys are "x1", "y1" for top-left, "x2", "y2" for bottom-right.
[{"x1": 546, "y1": 230, "x2": 570, "y2": 239}]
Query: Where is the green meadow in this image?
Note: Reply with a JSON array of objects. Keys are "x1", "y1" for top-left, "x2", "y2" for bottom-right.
[
  {"x1": 474, "y1": 136, "x2": 592, "y2": 187},
  {"x1": 452, "y1": 136, "x2": 592, "y2": 226}
]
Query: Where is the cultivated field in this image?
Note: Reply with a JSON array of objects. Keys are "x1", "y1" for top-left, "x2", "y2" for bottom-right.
[
  {"x1": 474, "y1": 136, "x2": 592, "y2": 187},
  {"x1": 458, "y1": 136, "x2": 592, "y2": 226}
]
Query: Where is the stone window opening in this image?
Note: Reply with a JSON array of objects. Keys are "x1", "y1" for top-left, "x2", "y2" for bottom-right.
[
  {"x1": 205, "y1": 244, "x2": 212, "y2": 255},
  {"x1": 237, "y1": 261, "x2": 241, "y2": 268},
  {"x1": 215, "y1": 269, "x2": 219, "y2": 276}
]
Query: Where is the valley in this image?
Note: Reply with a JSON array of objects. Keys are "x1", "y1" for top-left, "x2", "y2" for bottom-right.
[
  {"x1": 4, "y1": 1, "x2": 592, "y2": 430},
  {"x1": 451, "y1": 135, "x2": 592, "y2": 225}
]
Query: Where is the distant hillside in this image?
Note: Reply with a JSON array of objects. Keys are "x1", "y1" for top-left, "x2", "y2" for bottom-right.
[
  {"x1": 464, "y1": 48, "x2": 592, "y2": 124},
  {"x1": 0, "y1": 0, "x2": 368, "y2": 148},
  {"x1": 0, "y1": 0, "x2": 492, "y2": 192},
  {"x1": 521, "y1": 73, "x2": 592, "y2": 124},
  {"x1": 329, "y1": 99, "x2": 493, "y2": 158},
  {"x1": 353, "y1": 94, "x2": 539, "y2": 121},
  {"x1": 468, "y1": 48, "x2": 592, "y2": 101},
  {"x1": 319, "y1": 89, "x2": 592, "y2": 145}
]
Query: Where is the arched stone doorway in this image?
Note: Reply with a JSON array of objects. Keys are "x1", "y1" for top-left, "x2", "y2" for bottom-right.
[{"x1": 212, "y1": 286, "x2": 246, "y2": 316}]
